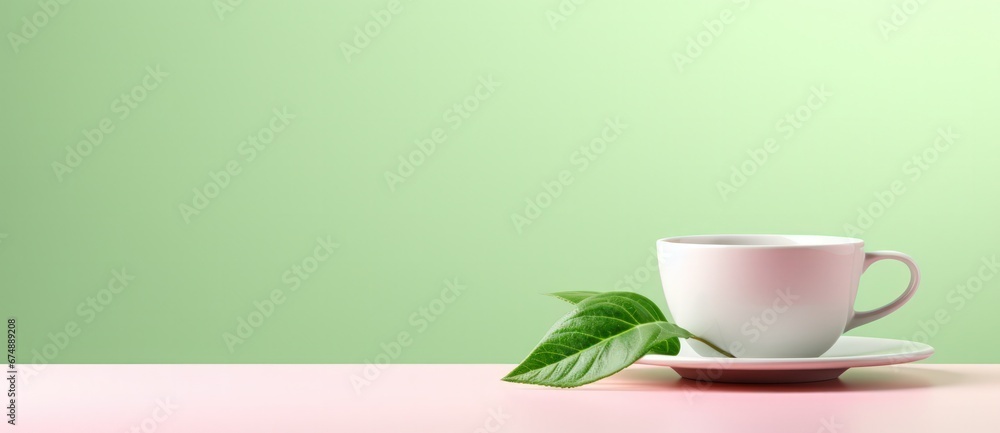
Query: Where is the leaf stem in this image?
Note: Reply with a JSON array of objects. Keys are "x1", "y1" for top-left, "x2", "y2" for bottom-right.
[{"x1": 688, "y1": 335, "x2": 736, "y2": 358}]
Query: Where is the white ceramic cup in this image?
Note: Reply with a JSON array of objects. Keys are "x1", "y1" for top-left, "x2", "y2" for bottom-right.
[{"x1": 657, "y1": 234, "x2": 919, "y2": 358}]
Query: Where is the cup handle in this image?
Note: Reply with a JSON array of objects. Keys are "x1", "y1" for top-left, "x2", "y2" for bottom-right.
[{"x1": 845, "y1": 251, "x2": 920, "y2": 332}]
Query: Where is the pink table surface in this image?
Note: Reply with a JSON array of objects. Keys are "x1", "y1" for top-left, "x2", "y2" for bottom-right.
[{"x1": 12, "y1": 364, "x2": 999, "y2": 432}]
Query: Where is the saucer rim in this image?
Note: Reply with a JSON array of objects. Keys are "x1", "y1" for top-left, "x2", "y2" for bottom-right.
[{"x1": 636, "y1": 336, "x2": 934, "y2": 371}]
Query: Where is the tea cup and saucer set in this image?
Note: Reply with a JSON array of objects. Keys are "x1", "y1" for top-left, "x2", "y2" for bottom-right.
[{"x1": 640, "y1": 234, "x2": 932, "y2": 383}]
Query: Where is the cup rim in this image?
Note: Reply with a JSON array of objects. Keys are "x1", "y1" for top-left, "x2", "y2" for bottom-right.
[{"x1": 657, "y1": 234, "x2": 865, "y2": 248}]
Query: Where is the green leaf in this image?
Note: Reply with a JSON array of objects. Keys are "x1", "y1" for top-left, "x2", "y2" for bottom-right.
[
  {"x1": 503, "y1": 292, "x2": 691, "y2": 388},
  {"x1": 647, "y1": 339, "x2": 681, "y2": 356},
  {"x1": 654, "y1": 321, "x2": 692, "y2": 339},
  {"x1": 546, "y1": 291, "x2": 601, "y2": 304},
  {"x1": 547, "y1": 291, "x2": 680, "y2": 356},
  {"x1": 547, "y1": 291, "x2": 667, "y2": 320},
  {"x1": 649, "y1": 323, "x2": 691, "y2": 355}
]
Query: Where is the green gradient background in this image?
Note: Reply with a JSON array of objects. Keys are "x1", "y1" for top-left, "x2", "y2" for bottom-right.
[{"x1": 2, "y1": 0, "x2": 998, "y2": 364}]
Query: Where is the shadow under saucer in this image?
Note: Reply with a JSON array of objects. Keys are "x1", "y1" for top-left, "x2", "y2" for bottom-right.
[{"x1": 582, "y1": 364, "x2": 965, "y2": 393}]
